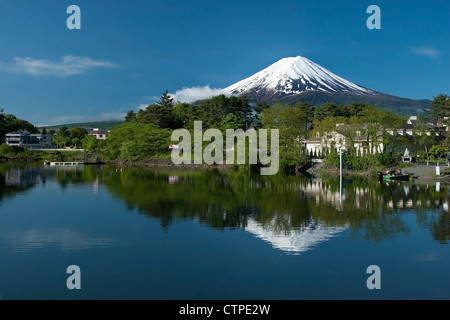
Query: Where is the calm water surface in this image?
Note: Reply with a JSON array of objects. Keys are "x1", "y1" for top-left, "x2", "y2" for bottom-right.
[{"x1": 0, "y1": 162, "x2": 449, "y2": 300}]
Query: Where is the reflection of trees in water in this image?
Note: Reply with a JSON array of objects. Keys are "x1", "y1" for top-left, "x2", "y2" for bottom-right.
[
  {"x1": 49, "y1": 165, "x2": 102, "y2": 190},
  {"x1": 102, "y1": 167, "x2": 450, "y2": 244},
  {"x1": 2, "y1": 162, "x2": 450, "y2": 245},
  {"x1": 305, "y1": 177, "x2": 450, "y2": 242},
  {"x1": 428, "y1": 209, "x2": 450, "y2": 244},
  {"x1": 0, "y1": 162, "x2": 103, "y2": 200},
  {"x1": 105, "y1": 168, "x2": 258, "y2": 232}
]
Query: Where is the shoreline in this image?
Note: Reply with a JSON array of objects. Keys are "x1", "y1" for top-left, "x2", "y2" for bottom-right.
[
  {"x1": 3, "y1": 156, "x2": 450, "y2": 183},
  {"x1": 106, "y1": 158, "x2": 238, "y2": 173},
  {"x1": 307, "y1": 162, "x2": 450, "y2": 183}
]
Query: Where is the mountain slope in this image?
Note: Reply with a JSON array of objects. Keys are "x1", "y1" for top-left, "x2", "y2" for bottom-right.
[
  {"x1": 38, "y1": 120, "x2": 123, "y2": 131},
  {"x1": 224, "y1": 56, "x2": 430, "y2": 114}
]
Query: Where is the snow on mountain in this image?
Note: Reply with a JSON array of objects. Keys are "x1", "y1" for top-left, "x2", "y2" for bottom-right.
[
  {"x1": 245, "y1": 217, "x2": 347, "y2": 254},
  {"x1": 224, "y1": 56, "x2": 378, "y2": 97}
]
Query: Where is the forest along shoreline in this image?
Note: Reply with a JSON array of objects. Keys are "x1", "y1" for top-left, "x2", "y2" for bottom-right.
[{"x1": 307, "y1": 161, "x2": 450, "y2": 183}]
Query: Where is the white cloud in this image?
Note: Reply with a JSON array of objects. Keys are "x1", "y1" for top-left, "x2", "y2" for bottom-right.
[
  {"x1": 169, "y1": 85, "x2": 229, "y2": 103},
  {"x1": 9, "y1": 55, "x2": 117, "y2": 76},
  {"x1": 409, "y1": 46, "x2": 441, "y2": 59}
]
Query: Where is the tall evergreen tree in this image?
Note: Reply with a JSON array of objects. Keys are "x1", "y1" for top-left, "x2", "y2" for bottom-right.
[
  {"x1": 0, "y1": 109, "x2": 5, "y2": 124},
  {"x1": 135, "y1": 91, "x2": 176, "y2": 128},
  {"x1": 158, "y1": 90, "x2": 175, "y2": 109},
  {"x1": 254, "y1": 100, "x2": 270, "y2": 114},
  {"x1": 424, "y1": 94, "x2": 450, "y2": 138},
  {"x1": 125, "y1": 110, "x2": 137, "y2": 122}
]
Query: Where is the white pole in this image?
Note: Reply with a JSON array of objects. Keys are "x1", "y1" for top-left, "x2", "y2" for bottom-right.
[{"x1": 340, "y1": 148, "x2": 343, "y2": 205}]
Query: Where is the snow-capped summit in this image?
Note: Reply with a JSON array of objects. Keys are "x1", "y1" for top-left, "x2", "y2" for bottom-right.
[
  {"x1": 245, "y1": 217, "x2": 347, "y2": 254},
  {"x1": 224, "y1": 56, "x2": 377, "y2": 98}
]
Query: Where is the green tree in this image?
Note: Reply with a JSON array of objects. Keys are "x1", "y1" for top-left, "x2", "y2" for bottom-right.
[
  {"x1": 236, "y1": 96, "x2": 253, "y2": 129},
  {"x1": 196, "y1": 95, "x2": 227, "y2": 129},
  {"x1": 4, "y1": 116, "x2": 38, "y2": 134},
  {"x1": 102, "y1": 122, "x2": 171, "y2": 160},
  {"x1": 71, "y1": 138, "x2": 81, "y2": 149},
  {"x1": 120, "y1": 140, "x2": 138, "y2": 159},
  {"x1": 313, "y1": 102, "x2": 340, "y2": 121},
  {"x1": 81, "y1": 134, "x2": 98, "y2": 154},
  {"x1": 159, "y1": 90, "x2": 175, "y2": 109},
  {"x1": 136, "y1": 104, "x2": 166, "y2": 128},
  {"x1": 259, "y1": 102, "x2": 309, "y2": 169},
  {"x1": 135, "y1": 91, "x2": 175, "y2": 128},
  {"x1": 0, "y1": 109, "x2": 6, "y2": 143},
  {"x1": 424, "y1": 94, "x2": 450, "y2": 139},
  {"x1": 53, "y1": 126, "x2": 70, "y2": 148},
  {"x1": 0, "y1": 109, "x2": 5, "y2": 124},
  {"x1": 413, "y1": 114, "x2": 436, "y2": 152},
  {"x1": 173, "y1": 102, "x2": 199, "y2": 129},
  {"x1": 156, "y1": 90, "x2": 175, "y2": 128},
  {"x1": 125, "y1": 110, "x2": 137, "y2": 122},
  {"x1": 70, "y1": 127, "x2": 87, "y2": 145},
  {"x1": 226, "y1": 96, "x2": 253, "y2": 129},
  {"x1": 221, "y1": 114, "x2": 245, "y2": 130},
  {"x1": 254, "y1": 100, "x2": 270, "y2": 115}
]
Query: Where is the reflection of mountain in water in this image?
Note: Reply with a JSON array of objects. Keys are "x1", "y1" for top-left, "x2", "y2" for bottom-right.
[
  {"x1": 1, "y1": 163, "x2": 449, "y2": 247},
  {"x1": 245, "y1": 217, "x2": 347, "y2": 254}
]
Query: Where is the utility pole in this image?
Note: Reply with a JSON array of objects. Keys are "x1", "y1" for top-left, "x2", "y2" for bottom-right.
[{"x1": 340, "y1": 148, "x2": 343, "y2": 205}]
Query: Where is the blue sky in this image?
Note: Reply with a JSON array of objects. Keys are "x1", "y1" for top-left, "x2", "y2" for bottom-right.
[{"x1": 0, "y1": 0, "x2": 448, "y2": 125}]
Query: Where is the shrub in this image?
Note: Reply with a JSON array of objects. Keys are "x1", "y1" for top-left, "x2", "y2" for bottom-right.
[
  {"x1": 0, "y1": 143, "x2": 24, "y2": 156},
  {"x1": 0, "y1": 143, "x2": 14, "y2": 155},
  {"x1": 429, "y1": 145, "x2": 448, "y2": 159},
  {"x1": 374, "y1": 153, "x2": 395, "y2": 167}
]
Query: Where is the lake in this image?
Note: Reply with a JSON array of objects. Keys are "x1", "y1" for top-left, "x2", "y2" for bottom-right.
[{"x1": 0, "y1": 162, "x2": 449, "y2": 300}]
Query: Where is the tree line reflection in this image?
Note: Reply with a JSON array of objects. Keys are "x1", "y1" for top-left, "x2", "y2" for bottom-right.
[{"x1": 1, "y1": 163, "x2": 449, "y2": 249}]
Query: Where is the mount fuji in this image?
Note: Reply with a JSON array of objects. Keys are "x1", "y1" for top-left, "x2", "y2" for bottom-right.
[{"x1": 223, "y1": 56, "x2": 430, "y2": 114}]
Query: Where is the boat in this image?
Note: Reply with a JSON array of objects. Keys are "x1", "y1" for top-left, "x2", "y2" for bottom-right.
[
  {"x1": 383, "y1": 174, "x2": 411, "y2": 181},
  {"x1": 44, "y1": 161, "x2": 84, "y2": 166},
  {"x1": 377, "y1": 170, "x2": 412, "y2": 182},
  {"x1": 44, "y1": 160, "x2": 105, "y2": 166}
]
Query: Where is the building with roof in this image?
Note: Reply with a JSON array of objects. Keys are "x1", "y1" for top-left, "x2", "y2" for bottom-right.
[
  {"x1": 88, "y1": 128, "x2": 110, "y2": 140},
  {"x1": 5, "y1": 131, "x2": 53, "y2": 149}
]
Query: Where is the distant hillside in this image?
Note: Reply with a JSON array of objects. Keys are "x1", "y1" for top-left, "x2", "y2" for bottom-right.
[
  {"x1": 38, "y1": 120, "x2": 124, "y2": 132},
  {"x1": 260, "y1": 91, "x2": 431, "y2": 116}
]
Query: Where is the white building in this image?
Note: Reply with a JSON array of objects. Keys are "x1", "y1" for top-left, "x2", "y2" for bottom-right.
[
  {"x1": 88, "y1": 128, "x2": 110, "y2": 140},
  {"x1": 305, "y1": 124, "x2": 384, "y2": 157},
  {"x1": 5, "y1": 131, "x2": 53, "y2": 149}
]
